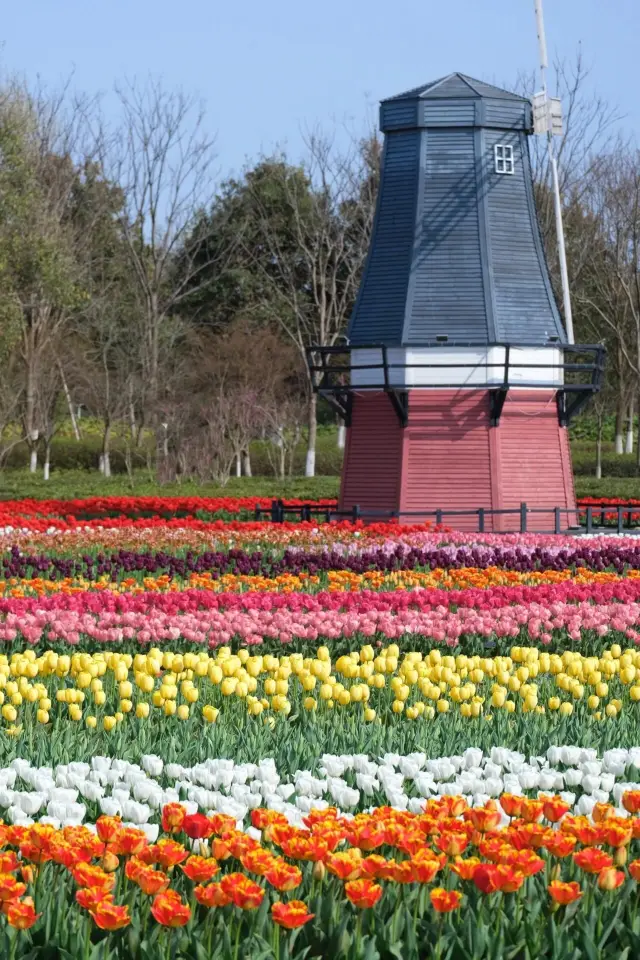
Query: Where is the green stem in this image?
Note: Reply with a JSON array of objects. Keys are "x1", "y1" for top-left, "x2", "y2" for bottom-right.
[{"x1": 233, "y1": 915, "x2": 242, "y2": 960}]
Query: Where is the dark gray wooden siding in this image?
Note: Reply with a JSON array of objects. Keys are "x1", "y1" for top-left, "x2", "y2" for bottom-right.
[
  {"x1": 404, "y1": 129, "x2": 488, "y2": 342},
  {"x1": 422, "y1": 102, "x2": 476, "y2": 127},
  {"x1": 482, "y1": 128, "x2": 564, "y2": 342},
  {"x1": 380, "y1": 101, "x2": 419, "y2": 131},
  {"x1": 348, "y1": 132, "x2": 420, "y2": 345},
  {"x1": 348, "y1": 75, "x2": 565, "y2": 348},
  {"x1": 483, "y1": 100, "x2": 529, "y2": 130}
]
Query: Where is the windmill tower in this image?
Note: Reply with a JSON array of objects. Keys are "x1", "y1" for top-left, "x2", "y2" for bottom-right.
[{"x1": 309, "y1": 73, "x2": 603, "y2": 530}]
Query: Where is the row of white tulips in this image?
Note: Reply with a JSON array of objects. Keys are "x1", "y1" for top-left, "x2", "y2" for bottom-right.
[{"x1": 1, "y1": 746, "x2": 640, "y2": 835}]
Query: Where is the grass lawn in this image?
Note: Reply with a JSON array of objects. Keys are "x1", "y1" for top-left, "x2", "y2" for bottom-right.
[{"x1": 2, "y1": 429, "x2": 640, "y2": 503}]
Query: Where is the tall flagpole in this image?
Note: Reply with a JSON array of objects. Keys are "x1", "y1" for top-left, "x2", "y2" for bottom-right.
[{"x1": 533, "y1": 0, "x2": 574, "y2": 344}]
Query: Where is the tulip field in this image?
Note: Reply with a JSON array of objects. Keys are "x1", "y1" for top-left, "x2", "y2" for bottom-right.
[{"x1": 5, "y1": 499, "x2": 640, "y2": 955}]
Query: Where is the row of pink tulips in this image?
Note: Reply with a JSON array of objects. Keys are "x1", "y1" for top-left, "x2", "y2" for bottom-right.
[{"x1": 1, "y1": 596, "x2": 640, "y2": 646}]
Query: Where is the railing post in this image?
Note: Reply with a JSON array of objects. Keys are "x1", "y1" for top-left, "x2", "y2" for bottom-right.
[
  {"x1": 478, "y1": 508, "x2": 485, "y2": 533},
  {"x1": 277, "y1": 499, "x2": 285, "y2": 523},
  {"x1": 436, "y1": 509, "x2": 443, "y2": 526},
  {"x1": 270, "y1": 499, "x2": 279, "y2": 523},
  {"x1": 254, "y1": 505, "x2": 261, "y2": 521},
  {"x1": 520, "y1": 502, "x2": 527, "y2": 533},
  {"x1": 586, "y1": 505, "x2": 593, "y2": 535},
  {"x1": 554, "y1": 507, "x2": 561, "y2": 535},
  {"x1": 325, "y1": 507, "x2": 331, "y2": 523},
  {"x1": 617, "y1": 505, "x2": 624, "y2": 534},
  {"x1": 301, "y1": 504, "x2": 311, "y2": 522},
  {"x1": 351, "y1": 504, "x2": 361, "y2": 524}
]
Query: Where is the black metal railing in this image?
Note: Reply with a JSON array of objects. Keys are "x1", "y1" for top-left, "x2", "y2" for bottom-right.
[
  {"x1": 306, "y1": 342, "x2": 605, "y2": 426},
  {"x1": 254, "y1": 500, "x2": 640, "y2": 535}
]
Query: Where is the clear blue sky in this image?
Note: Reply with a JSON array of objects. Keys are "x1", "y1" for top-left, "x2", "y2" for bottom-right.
[{"x1": 2, "y1": 0, "x2": 637, "y2": 178}]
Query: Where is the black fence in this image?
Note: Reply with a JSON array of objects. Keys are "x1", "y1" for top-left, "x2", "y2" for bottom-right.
[{"x1": 254, "y1": 500, "x2": 640, "y2": 535}]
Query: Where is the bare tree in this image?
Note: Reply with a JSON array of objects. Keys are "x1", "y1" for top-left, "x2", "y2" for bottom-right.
[
  {"x1": 99, "y1": 79, "x2": 236, "y2": 466},
  {"x1": 245, "y1": 129, "x2": 379, "y2": 476},
  {"x1": 576, "y1": 148, "x2": 640, "y2": 468}
]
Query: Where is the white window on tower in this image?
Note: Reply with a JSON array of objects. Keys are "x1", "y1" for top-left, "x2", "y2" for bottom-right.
[{"x1": 494, "y1": 144, "x2": 514, "y2": 175}]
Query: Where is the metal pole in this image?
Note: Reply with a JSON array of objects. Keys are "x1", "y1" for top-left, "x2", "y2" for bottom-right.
[{"x1": 534, "y1": 0, "x2": 574, "y2": 344}]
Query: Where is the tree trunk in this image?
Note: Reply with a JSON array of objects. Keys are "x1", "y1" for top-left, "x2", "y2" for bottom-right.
[
  {"x1": 43, "y1": 441, "x2": 51, "y2": 481},
  {"x1": 615, "y1": 391, "x2": 625, "y2": 454},
  {"x1": 235, "y1": 454, "x2": 242, "y2": 477},
  {"x1": 305, "y1": 393, "x2": 317, "y2": 478},
  {"x1": 626, "y1": 396, "x2": 635, "y2": 454},
  {"x1": 102, "y1": 421, "x2": 112, "y2": 478},
  {"x1": 596, "y1": 420, "x2": 603, "y2": 479},
  {"x1": 59, "y1": 363, "x2": 80, "y2": 440},
  {"x1": 337, "y1": 423, "x2": 346, "y2": 449},
  {"x1": 30, "y1": 447, "x2": 38, "y2": 474},
  {"x1": 242, "y1": 451, "x2": 252, "y2": 477}
]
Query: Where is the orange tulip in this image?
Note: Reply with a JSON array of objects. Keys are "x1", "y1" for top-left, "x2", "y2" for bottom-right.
[
  {"x1": 161, "y1": 803, "x2": 186, "y2": 835},
  {"x1": 136, "y1": 867, "x2": 171, "y2": 897},
  {"x1": 410, "y1": 851, "x2": 443, "y2": 884},
  {"x1": 3, "y1": 897, "x2": 40, "y2": 930},
  {"x1": 325, "y1": 851, "x2": 363, "y2": 882},
  {"x1": 240, "y1": 848, "x2": 277, "y2": 877},
  {"x1": 95, "y1": 816, "x2": 122, "y2": 844},
  {"x1": 391, "y1": 860, "x2": 416, "y2": 884},
  {"x1": 72, "y1": 863, "x2": 115, "y2": 893},
  {"x1": 181, "y1": 856, "x2": 220, "y2": 883},
  {"x1": 548, "y1": 880, "x2": 582, "y2": 905},
  {"x1": 151, "y1": 890, "x2": 190, "y2": 927},
  {"x1": 472, "y1": 863, "x2": 524, "y2": 894},
  {"x1": 499, "y1": 795, "x2": 524, "y2": 819},
  {"x1": 592, "y1": 803, "x2": 615, "y2": 824},
  {"x1": 220, "y1": 873, "x2": 265, "y2": 910},
  {"x1": 361, "y1": 855, "x2": 389, "y2": 879},
  {"x1": 345, "y1": 879, "x2": 383, "y2": 909},
  {"x1": 151, "y1": 839, "x2": 188, "y2": 870},
  {"x1": 194, "y1": 883, "x2": 232, "y2": 908},
  {"x1": 449, "y1": 857, "x2": 481, "y2": 881},
  {"x1": 520, "y1": 799, "x2": 545, "y2": 824},
  {"x1": 91, "y1": 901, "x2": 131, "y2": 931},
  {"x1": 264, "y1": 861, "x2": 303, "y2": 892},
  {"x1": 347, "y1": 823, "x2": 386, "y2": 852},
  {"x1": 622, "y1": 791, "x2": 640, "y2": 815},
  {"x1": 464, "y1": 805, "x2": 502, "y2": 833},
  {"x1": 101, "y1": 852, "x2": 120, "y2": 873},
  {"x1": 435, "y1": 831, "x2": 469, "y2": 857},
  {"x1": 598, "y1": 867, "x2": 625, "y2": 891},
  {"x1": 629, "y1": 859, "x2": 640, "y2": 882},
  {"x1": 573, "y1": 847, "x2": 614, "y2": 874},
  {"x1": 271, "y1": 900, "x2": 314, "y2": 929},
  {"x1": 114, "y1": 828, "x2": 148, "y2": 858},
  {"x1": 506, "y1": 849, "x2": 545, "y2": 877},
  {"x1": 543, "y1": 833, "x2": 577, "y2": 858},
  {"x1": 541, "y1": 796, "x2": 570, "y2": 823},
  {"x1": 0, "y1": 853, "x2": 19, "y2": 874},
  {"x1": 601, "y1": 822, "x2": 633, "y2": 848},
  {"x1": 430, "y1": 888, "x2": 463, "y2": 913},
  {"x1": 251, "y1": 809, "x2": 289, "y2": 831},
  {"x1": 76, "y1": 888, "x2": 113, "y2": 911},
  {"x1": 280, "y1": 835, "x2": 329, "y2": 862},
  {"x1": 0, "y1": 874, "x2": 26, "y2": 902}
]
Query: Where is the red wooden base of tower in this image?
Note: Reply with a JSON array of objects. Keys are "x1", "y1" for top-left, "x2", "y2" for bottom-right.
[{"x1": 339, "y1": 390, "x2": 576, "y2": 530}]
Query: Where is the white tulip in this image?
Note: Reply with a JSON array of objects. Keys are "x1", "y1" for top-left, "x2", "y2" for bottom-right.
[{"x1": 141, "y1": 755, "x2": 164, "y2": 777}]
